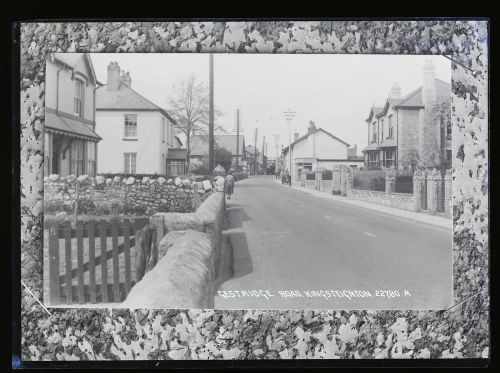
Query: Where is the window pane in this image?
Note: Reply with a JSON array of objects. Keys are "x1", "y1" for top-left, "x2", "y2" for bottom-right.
[{"x1": 124, "y1": 115, "x2": 137, "y2": 137}]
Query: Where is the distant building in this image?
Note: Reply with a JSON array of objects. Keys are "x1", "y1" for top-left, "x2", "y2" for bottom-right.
[
  {"x1": 95, "y1": 62, "x2": 181, "y2": 175},
  {"x1": 44, "y1": 53, "x2": 101, "y2": 177},
  {"x1": 362, "y1": 60, "x2": 452, "y2": 170},
  {"x1": 189, "y1": 134, "x2": 247, "y2": 171},
  {"x1": 282, "y1": 127, "x2": 363, "y2": 182},
  {"x1": 245, "y1": 145, "x2": 267, "y2": 175},
  {"x1": 347, "y1": 144, "x2": 359, "y2": 160}
]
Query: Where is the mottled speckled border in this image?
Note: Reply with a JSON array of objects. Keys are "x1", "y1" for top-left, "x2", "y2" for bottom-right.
[{"x1": 16, "y1": 20, "x2": 489, "y2": 363}]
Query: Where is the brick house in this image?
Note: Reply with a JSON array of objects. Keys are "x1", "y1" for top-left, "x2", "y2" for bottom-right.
[
  {"x1": 95, "y1": 62, "x2": 182, "y2": 175},
  {"x1": 363, "y1": 60, "x2": 452, "y2": 170},
  {"x1": 44, "y1": 53, "x2": 101, "y2": 177}
]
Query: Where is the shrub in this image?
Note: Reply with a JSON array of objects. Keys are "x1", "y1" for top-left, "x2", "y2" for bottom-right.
[
  {"x1": 76, "y1": 197, "x2": 97, "y2": 215},
  {"x1": 352, "y1": 170, "x2": 386, "y2": 191},
  {"x1": 395, "y1": 174, "x2": 414, "y2": 193},
  {"x1": 44, "y1": 199, "x2": 67, "y2": 214},
  {"x1": 322, "y1": 170, "x2": 333, "y2": 180},
  {"x1": 97, "y1": 173, "x2": 176, "y2": 180}
]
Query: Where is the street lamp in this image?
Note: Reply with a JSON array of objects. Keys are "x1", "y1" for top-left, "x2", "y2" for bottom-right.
[{"x1": 284, "y1": 108, "x2": 296, "y2": 187}]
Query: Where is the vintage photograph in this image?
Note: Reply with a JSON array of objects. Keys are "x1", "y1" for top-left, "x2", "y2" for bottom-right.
[
  {"x1": 41, "y1": 52, "x2": 453, "y2": 310},
  {"x1": 17, "y1": 20, "x2": 489, "y2": 365}
]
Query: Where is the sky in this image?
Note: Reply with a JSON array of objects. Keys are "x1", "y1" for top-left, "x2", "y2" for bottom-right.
[{"x1": 90, "y1": 53, "x2": 450, "y2": 157}]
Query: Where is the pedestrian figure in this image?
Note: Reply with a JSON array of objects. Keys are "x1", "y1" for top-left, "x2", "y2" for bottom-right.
[{"x1": 225, "y1": 172, "x2": 235, "y2": 199}]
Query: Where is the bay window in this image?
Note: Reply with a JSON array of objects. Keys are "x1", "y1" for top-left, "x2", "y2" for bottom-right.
[
  {"x1": 70, "y1": 139, "x2": 85, "y2": 176},
  {"x1": 74, "y1": 79, "x2": 84, "y2": 117},
  {"x1": 384, "y1": 148, "x2": 396, "y2": 168},
  {"x1": 87, "y1": 141, "x2": 96, "y2": 177}
]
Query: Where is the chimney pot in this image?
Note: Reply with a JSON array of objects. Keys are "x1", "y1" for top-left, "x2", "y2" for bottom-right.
[
  {"x1": 107, "y1": 61, "x2": 121, "y2": 90},
  {"x1": 422, "y1": 60, "x2": 436, "y2": 105},
  {"x1": 389, "y1": 82, "x2": 402, "y2": 98}
]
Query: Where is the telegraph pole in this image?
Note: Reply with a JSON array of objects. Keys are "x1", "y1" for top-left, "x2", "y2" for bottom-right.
[
  {"x1": 235, "y1": 109, "x2": 240, "y2": 171},
  {"x1": 208, "y1": 53, "x2": 214, "y2": 173},
  {"x1": 262, "y1": 135, "x2": 266, "y2": 175},
  {"x1": 254, "y1": 127, "x2": 258, "y2": 175},
  {"x1": 284, "y1": 108, "x2": 296, "y2": 186},
  {"x1": 272, "y1": 134, "x2": 280, "y2": 175}
]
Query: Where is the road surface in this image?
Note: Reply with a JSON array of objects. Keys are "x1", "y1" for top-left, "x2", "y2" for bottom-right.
[{"x1": 215, "y1": 175, "x2": 452, "y2": 310}]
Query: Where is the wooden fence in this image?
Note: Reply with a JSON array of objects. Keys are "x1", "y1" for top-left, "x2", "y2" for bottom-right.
[{"x1": 45, "y1": 216, "x2": 150, "y2": 305}]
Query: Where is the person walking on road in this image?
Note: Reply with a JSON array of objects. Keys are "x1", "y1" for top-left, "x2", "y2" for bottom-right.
[{"x1": 225, "y1": 172, "x2": 235, "y2": 199}]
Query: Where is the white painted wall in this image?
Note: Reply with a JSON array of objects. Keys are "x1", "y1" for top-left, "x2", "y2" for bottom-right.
[
  {"x1": 285, "y1": 130, "x2": 350, "y2": 180},
  {"x1": 96, "y1": 110, "x2": 174, "y2": 174},
  {"x1": 45, "y1": 56, "x2": 95, "y2": 121}
]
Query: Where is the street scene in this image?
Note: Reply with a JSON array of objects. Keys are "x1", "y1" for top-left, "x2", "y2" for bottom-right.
[
  {"x1": 216, "y1": 176, "x2": 451, "y2": 309},
  {"x1": 42, "y1": 52, "x2": 452, "y2": 310}
]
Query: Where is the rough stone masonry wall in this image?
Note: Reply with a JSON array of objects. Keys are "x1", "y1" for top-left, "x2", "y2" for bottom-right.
[
  {"x1": 398, "y1": 108, "x2": 421, "y2": 168},
  {"x1": 123, "y1": 191, "x2": 226, "y2": 308},
  {"x1": 347, "y1": 189, "x2": 415, "y2": 211},
  {"x1": 44, "y1": 175, "x2": 212, "y2": 216},
  {"x1": 19, "y1": 21, "x2": 488, "y2": 362},
  {"x1": 122, "y1": 230, "x2": 215, "y2": 309}
]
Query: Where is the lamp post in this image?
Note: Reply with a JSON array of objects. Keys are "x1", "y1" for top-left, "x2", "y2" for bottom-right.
[{"x1": 284, "y1": 108, "x2": 296, "y2": 186}]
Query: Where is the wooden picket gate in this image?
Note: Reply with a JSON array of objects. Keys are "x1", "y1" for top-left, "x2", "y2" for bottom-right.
[{"x1": 45, "y1": 216, "x2": 150, "y2": 305}]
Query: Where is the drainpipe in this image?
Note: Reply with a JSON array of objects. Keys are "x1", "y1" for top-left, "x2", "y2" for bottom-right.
[
  {"x1": 396, "y1": 109, "x2": 399, "y2": 168},
  {"x1": 55, "y1": 65, "x2": 64, "y2": 114},
  {"x1": 93, "y1": 83, "x2": 100, "y2": 130}
]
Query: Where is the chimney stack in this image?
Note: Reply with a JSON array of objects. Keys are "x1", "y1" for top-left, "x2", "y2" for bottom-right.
[
  {"x1": 107, "y1": 61, "x2": 121, "y2": 90},
  {"x1": 422, "y1": 59, "x2": 436, "y2": 106},
  {"x1": 121, "y1": 70, "x2": 131, "y2": 87},
  {"x1": 389, "y1": 82, "x2": 402, "y2": 98},
  {"x1": 294, "y1": 132, "x2": 300, "y2": 141}
]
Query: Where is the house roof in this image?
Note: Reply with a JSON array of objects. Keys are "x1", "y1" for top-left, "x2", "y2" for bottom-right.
[
  {"x1": 214, "y1": 134, "x2": 246, "y2": 155},
  {"x1": 362, "y1": 143, "x2": 380, "y2": 152},
  {"x1": 376, "y1": 98, "x2": 404, "y2": 118},
  {"x1": 52, "y1": 53, "x2": 97, "y2": 85},
  {"x1": 371, "y1": 79, "x2": 451, "y2": 118},
  {"x1": 366, "y1": 106, "x2": 384, "y2": 122},
  {"x1": 45, "y1": 110, "x2": 101, "y2": 141},
  {"x1": 282, "y1": 128, "x2": 350, "y2": 155},
  {"x1": 394, "y1": 79, "x2": 451, "y2": 109},
  {"x1": 190, "y1": 134, "x2": 246, "y2": 157},
  {"x1": 96, "y1": 83, "x2": 176, "y2": 124},
  {"x1": 166, "y1": 148, "x2": 188, "y2": 160}
]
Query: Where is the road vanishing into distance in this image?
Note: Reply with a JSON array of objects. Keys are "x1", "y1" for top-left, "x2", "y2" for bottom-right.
[{"x1": 215, "y1": 175, "x2": 452, "y2": 310}]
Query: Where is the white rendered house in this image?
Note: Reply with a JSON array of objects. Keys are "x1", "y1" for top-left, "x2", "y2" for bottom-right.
[{"x1": 95, "y1": 62, "x2": 183, "y2": 175}]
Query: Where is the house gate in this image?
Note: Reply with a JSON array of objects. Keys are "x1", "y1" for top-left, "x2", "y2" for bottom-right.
[
  {"x1": 45, "y1": 216, "x2": 150, "y2": 305},
  {"x1": 436, "y1": 176, "x2": 445, "y2": 212}
]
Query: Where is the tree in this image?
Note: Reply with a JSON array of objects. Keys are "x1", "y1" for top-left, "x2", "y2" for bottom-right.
[
  {"x1": 215, "y1": 145, "x2": 233, "y2": 173},
  {"x1": 168, "y1": 75, "x2": 223, "y2": 171}
]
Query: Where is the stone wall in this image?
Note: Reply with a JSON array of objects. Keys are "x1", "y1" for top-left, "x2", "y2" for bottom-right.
[
  {"x1": 122, "y1": 230, "x2": 215, "y2": 309},
  {"x1": 44, "y1": 174, "x2": 212, "y2": 216},
  {"x1": 398, "y1": 108, "x2": 420, "y2": 168},
  {"x1": 124, "y1": 191, "x2": 226, "y2": 308},
  {"x1": 347, "y1": 189, "x2": 415, "y2": 211}
]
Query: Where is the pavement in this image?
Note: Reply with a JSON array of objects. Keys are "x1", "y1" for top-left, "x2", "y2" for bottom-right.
[
  {"x1": 278, "y1": 179, "x2": 452, "y2": 230},
  {"x1": 215, "y1": 175, "x2": 452, "y2": 310}
]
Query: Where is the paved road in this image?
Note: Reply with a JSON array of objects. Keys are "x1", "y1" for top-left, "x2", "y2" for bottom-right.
[{"x1": 215, "y1": 175, "x2": 452, "y2": 310}]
